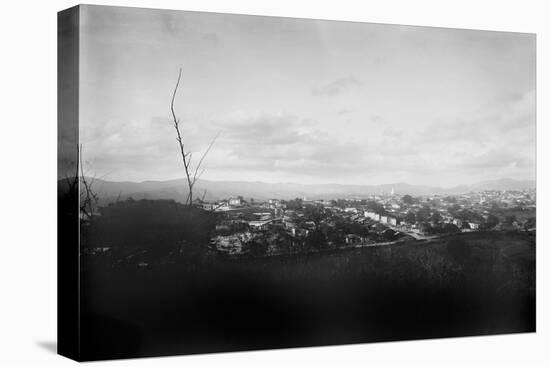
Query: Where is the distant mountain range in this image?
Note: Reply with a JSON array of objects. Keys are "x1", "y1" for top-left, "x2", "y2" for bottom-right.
[{"x1": 78, "y1": 177, "x2": 535, "y2": 205}]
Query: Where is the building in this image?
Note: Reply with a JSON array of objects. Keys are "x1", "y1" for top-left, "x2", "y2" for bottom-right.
[
  {"x1": 248, "y1": 219, "x2": 272, "y2": 230},
  {"x1": 228, "y1": 197, "x2": 242, "y2": 206},
  {"x1": 214, "y1": 201, "x2": 231, "y2": 211},
  {"x1": 199, "y1": 202, "x2": 214, "y2": 211},
  {"x1": 364, "y1": 211, "x2": 381, "y2": 221}
]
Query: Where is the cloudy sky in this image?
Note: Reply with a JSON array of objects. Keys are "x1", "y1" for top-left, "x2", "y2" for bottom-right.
[{"x1": 79, "y1": 5, "x2": 535, "y2": 187}]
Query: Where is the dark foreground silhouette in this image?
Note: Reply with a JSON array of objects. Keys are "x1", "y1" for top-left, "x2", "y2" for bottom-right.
[{"x1": 75, "y1": 200, "x2": 534, "y2": 361}]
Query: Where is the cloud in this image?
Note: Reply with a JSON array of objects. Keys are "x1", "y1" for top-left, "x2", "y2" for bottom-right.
[
  {"x1": 417, "y1": 89, "x2": 535, "y2": 148},
  {"x1": 336, "y1": 109, "x2": 353, "y2": 116},
  {"x1": 203, "y1": 112, "x2": 371, "y2": 181},
  {"x1": 202, "y1": 32, "x2": 220, "y2": 44},
  {"x1": 453, "y1": 146, "x2": 534, "y2": 174},
  {"x1": 312, "y1": 76, "x2": 364, "y2": 96},
  {"x1": 213, "y1": 113, "x2": 305, "y2": 145},
  {"x1": 199, "y1": 97, "x2": 534, "y2": 184},
  {"x1": 383, "y1": 127, "x2": 403, "y2": 138},
  {"x1": 370, "y1": 115, "x2": 383, "y2": 123}
]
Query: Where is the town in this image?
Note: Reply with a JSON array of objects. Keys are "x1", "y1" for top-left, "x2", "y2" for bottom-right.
[{"x1": 204, "y1": 189, "x2": 536, "y2": 257}]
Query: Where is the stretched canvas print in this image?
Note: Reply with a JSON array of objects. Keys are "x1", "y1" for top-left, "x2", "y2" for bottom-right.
[{"x1": 58, "y1": 4, "x2": 536, "y2": 361}]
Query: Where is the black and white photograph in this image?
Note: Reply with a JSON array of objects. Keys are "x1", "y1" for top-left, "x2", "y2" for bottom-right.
[
  {"x1": 2, "y1": 1, "x2": 549, "y2": 366},
  {"x1": 56, "y1": 4, "x2": 538, "y2": 361}
]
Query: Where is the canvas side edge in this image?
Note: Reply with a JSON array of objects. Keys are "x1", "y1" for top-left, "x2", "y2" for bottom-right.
[{"x1": 57, "y1": 5, "x2": 81, "y2": 362}]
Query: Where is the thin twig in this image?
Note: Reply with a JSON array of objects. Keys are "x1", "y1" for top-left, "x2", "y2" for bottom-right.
[{"x1": 192, "y1": 132, "x2": 220, "y2": 184}]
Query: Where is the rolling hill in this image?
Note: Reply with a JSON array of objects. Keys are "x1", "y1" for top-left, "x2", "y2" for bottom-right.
[{"x1": 76, "y1": 177, "x2": 535, "y2": 204}]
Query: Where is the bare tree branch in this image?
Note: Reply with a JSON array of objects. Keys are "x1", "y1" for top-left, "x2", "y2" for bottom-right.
[
  {"x1": 170, "y1": 68, "x2": 219, "y2": 206},
  {"x1": 195, "y1": 166, "x2": 207, "y2": 182},
  {"x1": 78, "y1": 144, "x2": 99, "y2": 220},
  {"x1": 192, "y1": 132, "x2": 220, "y2": 185},
  {"x1": 171, "y1": 68, "x2": 194, "y2": 205}
]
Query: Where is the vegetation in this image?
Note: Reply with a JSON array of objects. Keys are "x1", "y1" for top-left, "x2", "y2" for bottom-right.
[
  {"x1": 81, "y1": 199, "x2": 217, "y2": 266},
  {"x1": 79, "y1": 228, "x2": 535, "y2": 359}
]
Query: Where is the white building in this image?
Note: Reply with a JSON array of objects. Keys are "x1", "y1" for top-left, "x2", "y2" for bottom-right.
[
  {"x1": 364, "y1": 211, "x2": 381, "y2": 221},
  {"x1": 228, "y1": 197, "x2": 242, "y2": 206},
  {"x1": 468, "y1": 222, "x2": 480, "y2": 230}
]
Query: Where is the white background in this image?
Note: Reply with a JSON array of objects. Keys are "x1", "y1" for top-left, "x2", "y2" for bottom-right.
[{"x1": 0, "y1": 0, "x2": 547, "y2": 365}]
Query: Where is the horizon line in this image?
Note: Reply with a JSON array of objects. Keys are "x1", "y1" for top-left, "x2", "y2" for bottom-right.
[{"x1": 73, "y1": 176, "x2": 536, "y2": 189}]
